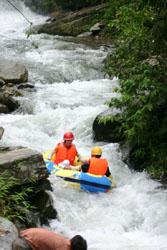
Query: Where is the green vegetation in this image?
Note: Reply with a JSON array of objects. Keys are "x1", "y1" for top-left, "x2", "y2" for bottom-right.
[
  {"x1": 0, "y1": 172, "x2": 34, "y2": 223},
  {"x1": 24, "y1": 0, "x2": 57, "y2": 14},
  {"x1": 100, "y1": 0, "x2": 167, "y2": 180},
  {"x1": 40, "y1": 0, "x2": 56, "y2": 12}
]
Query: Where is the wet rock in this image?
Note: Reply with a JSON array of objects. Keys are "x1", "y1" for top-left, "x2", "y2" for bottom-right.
[
  {"x1": 37, "y1": 15, "x2": 92, "y2": 36},
  {"x1": 6, "y1": 82, "x2": 14, "y2": 87},
  {"x1": 33, "y1": 4, "x2": 108, "y2": 37},
  {"x1": 0, "y1": 93, "x2": 20, "y2": 113},
  {"x1": 15, "y1": 184, "x2": 57, "y2": 229},
  {"x1": 0, "y1": 127, "x2": 4, "y2": 140},
  {"x1": 0, "y1": 217, "x2": 18, "y2": 250},
  {"x1": 90, "y1": 22, "x2": 105, "y2": 36},
  {"x1": 93, "y1": 109, "x2": 123, "y2": 142},
  {"x1": 0, "y1": 103, "x2": 9, "y2": 114},
  {"x1": 0, "y1": 59, "x2": 28, "y2": 84},
  {"x1": 46, "y1": 17, "x2": 57, "y2": 23},
  {"x1": 119, "y1": 142, "x2": 130, "y2": 165},
  {"x1": 2, "y1": 86, "x2": 22, "y2": 97},
  {"x1": 30, "y1": 188, "x2": 57, "y2": 225},
  {"x1": 0, "y1": 78, "x2": 5, "y2": 87},
  {"x1": 17, "y1": 83, "x2": 34, "y2": 89},
  {"x1": 78, "y1": 31, "x2": 92, "y2": 37}
]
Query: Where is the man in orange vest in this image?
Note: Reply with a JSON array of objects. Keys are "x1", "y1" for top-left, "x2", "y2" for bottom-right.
[
  {"x1": 81, "y1": 146, "x2": 111, "y2": 177},
  {"x1": 12, "y1": 227, "x2": 87, "y2": 250},
  {"x1": 51, "y1": 132, "x2": 80, "y2": 169}
]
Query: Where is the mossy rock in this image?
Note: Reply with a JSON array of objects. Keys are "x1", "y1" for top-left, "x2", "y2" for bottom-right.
[
  {"x1": 93, "y1": 110, "x2": 124, "y2": 142},
  {"x1": 38, "y1": 15, "x2": 94, "y2": 36}
]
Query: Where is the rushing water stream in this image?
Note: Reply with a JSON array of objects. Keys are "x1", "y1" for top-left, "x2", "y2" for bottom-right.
[{"x1": 0, "y1": 1, "x2": 167, "y2": 249}]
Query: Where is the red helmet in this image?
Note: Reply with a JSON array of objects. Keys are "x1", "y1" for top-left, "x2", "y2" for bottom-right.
[{"x1": 63, "y1": 132, "x2": 74, "y2": 141}]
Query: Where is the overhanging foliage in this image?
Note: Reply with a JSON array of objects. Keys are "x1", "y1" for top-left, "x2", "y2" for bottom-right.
[{"x1": 102, "y1": 0, "x2": 167, "y2": 179}]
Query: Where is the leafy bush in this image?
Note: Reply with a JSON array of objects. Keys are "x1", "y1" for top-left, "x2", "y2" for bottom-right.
[
  {"x1": 24, "y1": 0, "x2": 57, "y2": 14},
  {"x1": 102, "y1": 1, "x2": 167, "y2": 179}
]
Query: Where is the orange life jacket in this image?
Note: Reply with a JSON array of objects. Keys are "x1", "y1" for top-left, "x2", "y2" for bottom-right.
[
  {"x1": 88, "y1": 157, "x2": 108, "y2": 176},
  {"x1": 54, "y1": 142, "x2": 77, "y2": 165}
]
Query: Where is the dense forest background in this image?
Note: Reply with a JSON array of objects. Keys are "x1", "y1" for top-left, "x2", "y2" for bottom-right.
[{"x1": 24, "y1": 0, "x2": 167, "y2": 180}]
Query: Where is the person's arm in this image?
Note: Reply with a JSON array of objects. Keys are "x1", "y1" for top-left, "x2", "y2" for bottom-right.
[
  {"x1": 105, "y1": 167, "x2": 111, "y2": 177},
  {"x1": 70, "y1": 165, "x2": 81, "y2": 171},
  {"x1": 75, "y1": 146, "x2": 82, "y2": 161},
  {"x1": 49, "y1": 146, "x2": 58, "y2": 160},
  {"x1": 81, "y1": 162, "x2": 90, "y2": 172}
]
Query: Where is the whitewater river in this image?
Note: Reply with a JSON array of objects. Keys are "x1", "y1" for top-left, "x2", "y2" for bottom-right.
[{"x1": 0, "y1": 1, "x2": 167, "y2": 249}]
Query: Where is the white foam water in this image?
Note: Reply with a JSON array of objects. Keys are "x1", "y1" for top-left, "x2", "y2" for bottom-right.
[{"x1": 0, "y1": 1, "x2": 167, "y2": 249}]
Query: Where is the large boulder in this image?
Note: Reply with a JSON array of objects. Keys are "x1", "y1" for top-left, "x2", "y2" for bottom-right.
[
  {"x1": 0, "y1": 147, "x2": 48, "y2": 183},
  {"x1": 0, "y1": 217, "x2": 18, "y2": 250},
  {"x1": 93, "y1": 109, "x2": 124, "y2": 142},
  {"x1": 0, "y1": 59, "x2": 28, "y2": 84}
]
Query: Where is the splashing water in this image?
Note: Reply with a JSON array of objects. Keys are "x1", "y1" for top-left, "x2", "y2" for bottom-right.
[{"x1": 0, "y1": 1, "x2": 167, "y2": 249}]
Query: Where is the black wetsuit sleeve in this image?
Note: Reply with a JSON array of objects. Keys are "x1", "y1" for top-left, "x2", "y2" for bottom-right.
[
  {"x1": 105, "y1": 167, "x2": 111, "y2": 177},
  {"x1": 81, "y1": 163, "x2": 90, "y2": 172}
]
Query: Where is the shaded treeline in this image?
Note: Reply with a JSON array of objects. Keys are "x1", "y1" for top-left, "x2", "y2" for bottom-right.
[{"x1": 102, "y1": 0, "x2": 167, "y2": 180}]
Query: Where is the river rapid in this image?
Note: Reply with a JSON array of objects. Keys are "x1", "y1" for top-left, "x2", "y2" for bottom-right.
[{"x1": 0, "y1": 1, "x2": 167, "y2": 249}]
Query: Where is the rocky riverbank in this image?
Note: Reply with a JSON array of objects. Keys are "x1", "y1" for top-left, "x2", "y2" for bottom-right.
[
  {"x1": 0, "y1": 59, "x2": 33, "y2": 114},
  {"x1": 0, "y1": 57, "x2": 57, "y2": 247},
  {"x1": 0, "y1": 129, "x2": 57, "y2": 248},
  {"x1": 27, "y1": 3, "x2": 113, "y2": 47}
]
